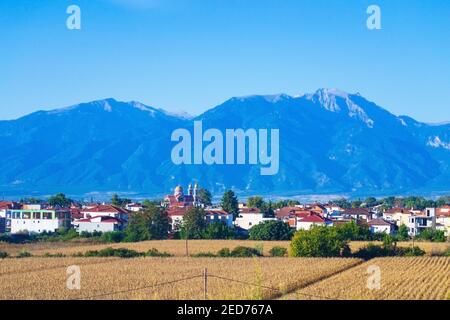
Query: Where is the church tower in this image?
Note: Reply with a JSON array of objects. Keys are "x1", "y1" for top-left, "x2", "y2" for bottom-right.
[{"x1": 193, "y1": 183, "x2": 199, "y2": 204}]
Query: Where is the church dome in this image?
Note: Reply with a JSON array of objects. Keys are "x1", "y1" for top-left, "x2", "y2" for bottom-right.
[{"x1": 174, "y1": 185, "x2": 183, "y2": 196}]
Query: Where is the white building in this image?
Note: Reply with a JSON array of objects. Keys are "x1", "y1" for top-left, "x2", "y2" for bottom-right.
[
  {"x1": 408, "y1": 208, "x2": 436, "y2": 237},
  {"x1": 73, "y1": 216, "x2": 125, "y2": 233},
  {"x1": 234, "y1": 208, "x2": 275, "y2": 230},
  {"x1": 125, "y1": 203, "x2": 144, "y2": 212},
  {"x1": 9, "y1": 204, "x2": 71, "y2": 234},
  {"x1": 80, "y1": 204, "x2": 129, "y2": 221},
  {"x1": 367, "y1": 218, "x2": 394, "y2": 234},
  {"x1": 436, "y1": 206, "x2": 450, "y2": 236},
  {"x1": 205, "y1": 209, "x2": 234, "y2": 227},
  {"x1": 167, "y1": 207, "x2": 234, "y2": 232},
  {"x1": 296, "y1": 215, "x2": 332, "y2": 231}
]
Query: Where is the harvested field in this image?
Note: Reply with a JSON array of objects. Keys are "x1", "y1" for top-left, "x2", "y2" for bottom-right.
[
  {"x1": 0, "y1": 257, "x2": 361, "y2": 300},
  {"x1": 283, "y1": 257, "x2": 450, "y2": 300}
]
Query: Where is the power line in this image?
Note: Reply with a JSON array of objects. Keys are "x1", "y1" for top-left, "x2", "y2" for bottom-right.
[
  {"x1": 68, "y1": 271, "x2": 343, "y2": 301},
  {"x1": 208, "y1": 274, "x2": 281, "y2": 292},
  {"x1": 71, "y1": 274, "x2": 203, "y2": 300}
]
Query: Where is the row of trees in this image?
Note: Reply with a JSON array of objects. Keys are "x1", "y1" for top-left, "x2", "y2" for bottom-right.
[
  {"x1": 19, "y1": 191, "x2": 450, "y2": 213},
  {"x1": 331, "y1": 195, "x2": 450, "y2": 210}
]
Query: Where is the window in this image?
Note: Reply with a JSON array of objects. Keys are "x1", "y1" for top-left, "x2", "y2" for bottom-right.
[
  {"x1": 43, "y1": 212, "x2": 53, "y2": 220},
  {"x1": 33, "y1": 212, "x2": 41, "y2": 219}
]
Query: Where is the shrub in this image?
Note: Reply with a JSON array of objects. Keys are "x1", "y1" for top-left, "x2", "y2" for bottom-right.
[
  {"x1": 444, "y1": 248, "x2": 450, "y2": 257},
  {"x1": 415, "y1": 229, "x2": 446, "y2": 242},
  {"x1": 217, "y1": 248, "x2": 231, "y2": 257},
  {"x1": 269, "y1": 246, "x2": 287, "y2": 257},
  {"x1": 402, "y1": 246, "x2": 426, "y2": 257},
  {"x1": 84, "y1": 247, "x2": 143, "y2": 258},
  {"x1": 72, "y1": 252, "x2": 84, "y2": 257},
  {"x1": 145, "y1": 248, "x2": 173, "y2": 257},
  {"x1": 353, "y1": 244, "x2": 391, "y2": 260},
  {"x1": 249, "y1": 220, "x2": 292, "y2": 241},
  {"x1": 202, "y1": 222, "x2": 236, "y2": 240},
  {"x1": 191, "y1": 252, "x2": 216, "y2": 258},
  {"x1": 17, "y1": 250, "x2": 32, "y2": 258},
  {"x1": 60, "y1": 228, "x2": 79, "y2": 241},
  {"x1": 101, "y1": 231, "x2": 125, "y2": 243},
  {"x1": 230, "y1": 246, "x2": 261, "y2": 257},
  {"x1": 290, "y1": 226, "x2": 349, "y2": 257},
  {"x1": 43, "y1": 252, "x2": 66, "y2": 258},
  {"x1": 335, "y1": 221, "x2": 371, "y2": 241},
  {"x1": 353, "y1": 243, "x2": 426, "y2": 260},
  {"x1": 0, "y1": 251, "x2": 8, "y2": 259},
  {"x1": 110, "y1": 248, "x2": 142, "y2": 258},
  {"x1": 84, "y1": 250, "x2": 101, "y2": 257}
]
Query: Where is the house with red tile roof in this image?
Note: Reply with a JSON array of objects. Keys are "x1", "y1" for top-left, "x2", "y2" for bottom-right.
[
  {"x1": 295, "y1": 214, "x2": 333, "y2": 231},
  {"x1": 342, "y1": 208, "x2": 372, "y2": 222},
  {"x1": 367, "y1": 218, "x2": 395, "y2": 234},
  {"x1": 436, "y1": 206, "x2": 450, "y2": 236},
  {"x1": 80, "y1": 204, "x2": 130, "y2": 221},
  {"x1": 276, "y1": 207, "x2": 318, "y2": 220}
]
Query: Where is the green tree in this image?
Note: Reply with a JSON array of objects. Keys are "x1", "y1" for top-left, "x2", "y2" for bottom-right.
[
  {"x1": 351, "y1": 199, "x2": 363, "y2": 208},
  {"x1": 290, "y1": 225, "x2": 350, "y2": 257},
  {"x1": 197, "y1": 188, "x2": 212, "y2": 206},
  {"x1": 249, "y1": 220, "x2": 292, "y2": 241},
  {"x1": 124, "y1": 204, "x2": 169, "y2": 242},
  {"x1": 403, "y1": 196, "x2": 435, "y2": 210},
  {"x1": 273, "y1": 200, "x2": 300, "y2": 209},
  {"x1": 415, "y1": 229, "x2": 446, "y2": 242},
  {"x1": 221, "y1": 190, "x2": 239, "y2": 219},
  {"x1": 332, "y1": 198, "x2": 351, "y2": 209},
  {"x1": 180, "y1": 207, "x2": 206, "y2": 239},
  {"x1": 111, "y1": 194, "x2": 131, "y2": 207},
  {"x1": 335, "y1": 221, "x2": 371, "y2": 241},
  {"x1": 202, "y1": 222, "x2": 235, "y2": 239},
  {"x1": 48, "y1": 193, "x2": 72, "y2": 207},
  {"x1": 150, "y1": 206, "x2": 171, "y2": 239},
  {"x1": 262, "y1": 200, "x2": 275, "y2": 217},
  {"x1": 111, "y1": 194, "x2": 121, "y2": 206},
  {"x1": 247, "y1": 196, "x2": 265, "y2": 209},
  {"x1": 397, "y1": 224, "x2": 409, "y2": 241},
  {"x1": 364, "y1": 197, "x2": 378, "y2": 208},
  {"x1": 436, "y1": 196, "x2": 450, "y2": 207}
]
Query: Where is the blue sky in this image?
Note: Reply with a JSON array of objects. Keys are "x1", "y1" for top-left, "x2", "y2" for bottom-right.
[{"x1": 0, "y1": 0, "x2": 449, "y2": 122}]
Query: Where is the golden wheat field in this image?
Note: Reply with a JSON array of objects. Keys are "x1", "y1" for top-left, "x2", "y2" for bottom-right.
[
  {"x1": 1, "y1": 240, "x2": 448, "y2": 257},
  {"x1": 0, "y1": 257, "x2": 361, "y2": 300},
  {"x1": 283, "y1": 257, "x2": 450, "y2": 300}
]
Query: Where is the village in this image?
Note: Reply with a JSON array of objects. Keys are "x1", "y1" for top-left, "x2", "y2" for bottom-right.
[{"x1": 0, "y1": 183, "x2": 449, "y2": 241}]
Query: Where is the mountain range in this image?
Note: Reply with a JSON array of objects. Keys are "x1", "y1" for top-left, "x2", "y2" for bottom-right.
[{"x1": 0, "y1": 89, "x2": 449, "y2": 199}]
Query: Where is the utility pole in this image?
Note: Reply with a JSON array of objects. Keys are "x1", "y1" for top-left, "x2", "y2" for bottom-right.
[
  {"x1": 185, "y1": 228, "x2": 189, "y2": 257},
  {"x1": 203, "y1": 268, "x2": 208, "y2": 300}
]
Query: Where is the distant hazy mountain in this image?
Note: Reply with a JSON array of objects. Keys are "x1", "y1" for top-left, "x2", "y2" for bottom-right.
[{"x1": 0, "y1": 90, "x2": 449, "y2": 198}]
